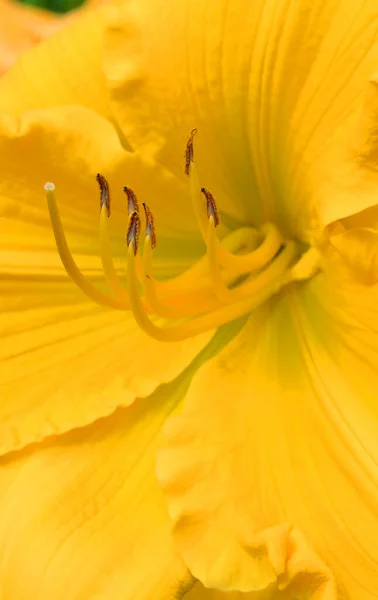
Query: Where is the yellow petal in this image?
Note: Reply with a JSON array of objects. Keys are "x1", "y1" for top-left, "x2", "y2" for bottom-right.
[
  {"x1": 329, "y1": 227, "x2": 378, "y2": 284},
  {"x1": 157, "y1": 264, "x2": 378, "y2": 597},
  {"x1": 0, "y1": 106, "x2": 124, "y2": 263},
  {"x1": 0, "y1": 286, "x2": 213, "y2": 455},
  {"x1": 185, "y1": 528, "x2": 336, "y2": 599},
  {"x1": 313, "y1": 71, "x2": 378, "y2": 232},
  {"x1": 0, "y1": 380, "x2": 192, "y2": 600},
  {"x1": 340, "y1": 205, "x2": 378, "y2": 232},
  {"x1": 103, "y1": 0, "x2": 378, "y2": 237},
  {"x1": 0, "y1": 106, "x2": 212, "y2": 455},
  {"x1": 0, "y1": 104, "x2": 200, "y2": 261},
  {"x1": 0, "y1": 3, "x2": 113, "y2": 121}
]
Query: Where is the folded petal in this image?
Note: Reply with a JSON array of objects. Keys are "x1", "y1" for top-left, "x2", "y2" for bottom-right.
[
  {"x1": 0, "y1": 105, "x2": 212, "y2": 455},
  {"x1": 313, "y1": 71, "x2": 378, "y2": 232},
  {"x1": 185, "y1": 528, "x2": 336, "y2": 599},
  {"x1": 0, "y1": 284, "x2": 212, "y2": 455},
  {"x1": 103, "y1": 0, "x2": 378, "y2": 235},
  {"x1": 329, "y1": 227, "x2": 378, "y2": 284},
  {"x1": 157, "y1": 262, "x2": 378, "y2": 598},
  {"x1": 0, "y1": 379, "x2": 193, "y2": 600}
]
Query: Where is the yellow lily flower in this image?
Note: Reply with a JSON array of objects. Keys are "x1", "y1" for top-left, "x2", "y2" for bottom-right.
[{"x1": 1, "y1": 0, "x2": 378, "y2": 598}]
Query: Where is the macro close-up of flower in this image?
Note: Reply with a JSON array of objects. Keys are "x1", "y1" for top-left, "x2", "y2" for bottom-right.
[{"x1": 1, "y1": 0, "x2": 378, "y2": 598}]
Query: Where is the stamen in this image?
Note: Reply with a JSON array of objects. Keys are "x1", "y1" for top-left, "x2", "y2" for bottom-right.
[
  {"x1": 197, "y1": 179, "x2": 283, "y2": 276},
  {"x1": 140, "y1": 206, "x2": 219, "y2": 318},
  {"x1": 99, "y1": 202, "x2": 130, "y2": 306},
  {"x1": 159, "y1": 226, "x2": 260, "y2": 297},
  {"x1": 189, "y1": 161, "x2": 209, "y2": 239},
  {"x1": 207, "y1": 214, "x2": 232, "y2": 303},
  {"x1": 207, "y1": 211, "x2": 298, "y2": 303},
  {"x1": 97, "y1": 174, "x2": 129, "y2": 303},
  {"x1": 140, "y1": 203, "x2": 176, "y2": 316},
  {"x1": 290, "y1": 246, "x2": 322, "y2": 281},
  {"x1": 142, "y1": 203, "x2": 157, "y2": 249},
  {"x1": 201, "y1": 187, "x2": 220, "y2": 227},
  {"x1": 127, "y1": 242, "x2": 291, "y2": 342},
  {"x1": 141, "y1": 234, "x2": 204, "y2": 318},
  {"x1": 185, "y1": 128, "x2": 197, "y2": 176},
  {"x1": 126, "y1": 210, "x2": 141, "y2": 255},
  {"x1": 96, "y1": 173, "x2": 110, "y2": 217},
  {"x1": 47, "y1": 133, "x2": 314, "y2": 345},
  {"x1": 217, "y1": 222, "x2": 283, "y2": 274},
  {"x1": 122, "y1": 187, "x2": 145, "y2": 280},
  {"x1": 45, "y1": 182, "x2": 127, "y2": 310},
  {"x1": 124, "y1": 186, "x2": 139, "y2": 215},
  {"x1": 186, "y1": 132, "x2": 282, "y2": 273},
  {"x1": 222, "y1": 241, "x2": 297, "y2": 301}
]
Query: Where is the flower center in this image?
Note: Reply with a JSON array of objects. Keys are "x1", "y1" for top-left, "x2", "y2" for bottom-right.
[{"x1": 45, "y1": 130, "x2": 321, "y2": 342}]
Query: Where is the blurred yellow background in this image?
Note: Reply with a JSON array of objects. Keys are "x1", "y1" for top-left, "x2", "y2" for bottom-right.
[{"x1": 0, "y1": 0, "x2": 100, "y2": 74}]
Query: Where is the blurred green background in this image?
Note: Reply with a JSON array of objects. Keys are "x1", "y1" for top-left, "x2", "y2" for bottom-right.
[{"x1": 18, "y1": 0, "x2": 84, "y2": 13}]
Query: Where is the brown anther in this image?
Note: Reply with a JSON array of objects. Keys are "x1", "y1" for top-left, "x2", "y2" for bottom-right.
[
  {"x1": 126, "y1": 210, "x2": 141, "y2": 255},
  {"x1": 185, "y1": 128, "x2": 197, "y2": 176},
  {"x1": 201, "y1": 187, "x2": 220, "y2": 227},
  {"x1": 142, "y1": 203, "x2": 157, "y2": 249},
  {"x1": 96, "y1": 173, "x2": 110, "y2": 217},
  {"x1": 123, "y1": 186, "x2": 140, "y2": 215}
]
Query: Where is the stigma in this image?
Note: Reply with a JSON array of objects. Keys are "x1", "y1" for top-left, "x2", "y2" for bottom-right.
[{"x1": 45, "y1": 132, "x2": 321, "y2": 342}]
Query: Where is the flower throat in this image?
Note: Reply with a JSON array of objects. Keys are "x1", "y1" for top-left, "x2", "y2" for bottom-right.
[{"x1": 45, "y1": 129, "x2": 319, "y2": 342}]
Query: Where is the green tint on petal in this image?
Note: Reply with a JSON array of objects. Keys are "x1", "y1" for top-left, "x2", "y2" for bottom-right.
[{"x1": 157, "y1": 266, "x2": 378, "y2": 598}]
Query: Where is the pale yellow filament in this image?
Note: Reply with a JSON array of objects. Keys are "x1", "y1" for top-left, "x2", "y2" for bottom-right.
[
  {"x1": 141, "y1": 235, "x2": 212, "y2": 318},
  {"x1": 127, "y1": 243, "x2": 293, "y2": 342},
  {"x1": 99, "y1": 205, "x2": 130, "y2": 306},
  {"x1": 156, "y1": 225, "x2": 261, "y2": 298},
  {"x1": 188, "y1": 163, "x2": 282, "y2": 274},
  {"x1": 189, "y1": 162, "x2": 208, "y2": 239},
  {"x1": 208, "y1": 214, "x2": 297, "y2": 303},
  {"x1": 141, "y1": 220, "x2": 268, "y2": 318},
  {"x1": 219, "y1": 222, "x2": 283, "y2": 274},
  {"x1": 207, "y1": 216, "x2": 297, "y2": 303}
]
